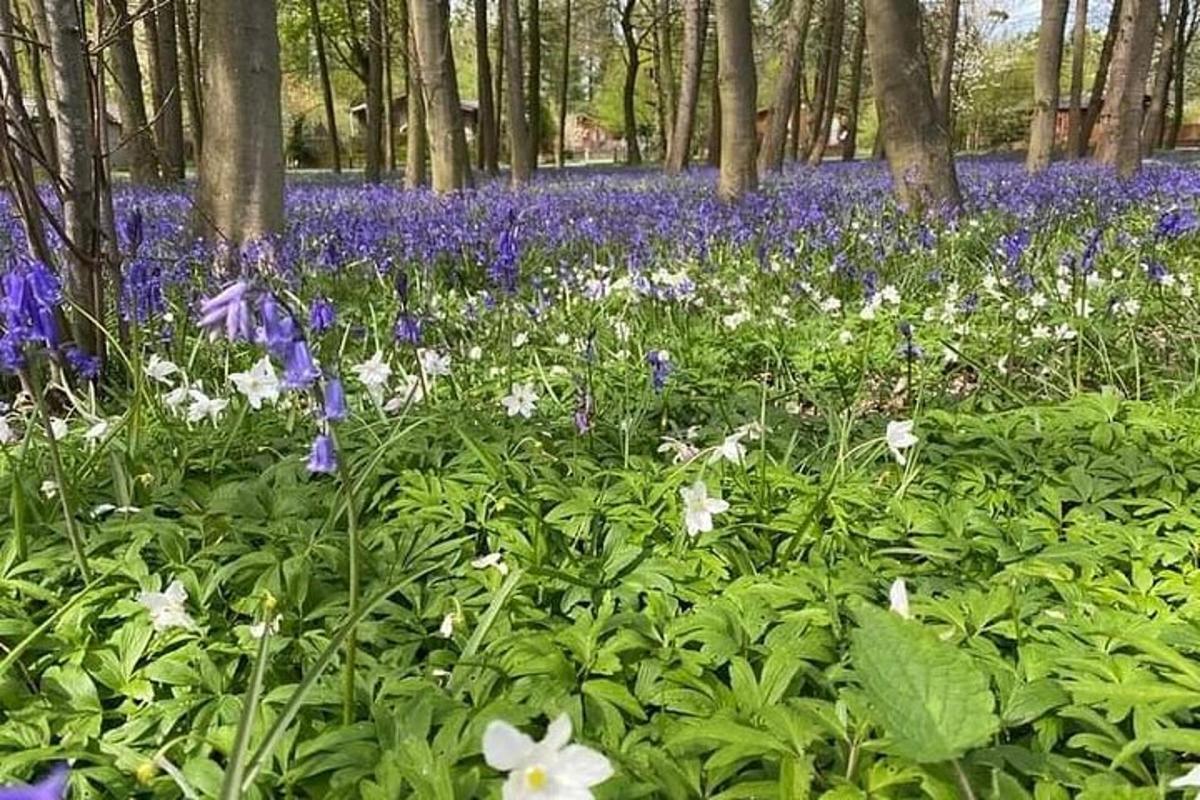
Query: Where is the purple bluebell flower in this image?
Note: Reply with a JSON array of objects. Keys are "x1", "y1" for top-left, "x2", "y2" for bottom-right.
[
  {"x1": 574, "y1": 389, "x2": 593, "y2": 434},
  {"x1": 959, "y1": 292, "x2": 979, "y2": 315},
  {"x1": 198, "y1": 281, "x2": 252, "y2": 341},
  {"x1": 309, "y1": 298, "x2": 336, "y2": 333},
  {"x1": 1147, "y1": 260, "x2": 1170, "y2": 285},
  {"x1": 259, "y1": 294, "x2": 297, "y2": 356},
  {"x1": 122, "y1": 208, "x2": 144, "y2": 254},
  {"x1": 0, "y1": 764, "x2": 68, "y2": 800},
  {"x1": 1155, "y1": 207, "x2": 1196, "y2": 240},
  {"x1": 646, "y1": 350, "x2": 673, "y2": 393},
  {"x1": 281, "y1": 341, "x2": 320, "y2": 390},
  {"x1": 64, "y1": 345, "x2": 101, "y2": 381},
  {"x1": 394, "y1": 314, "x2": 422, "y2": 345},
  {"x1": 307, "y1": 434, "x2": 337, "y2": 474},
  {"x1": 323, "y1": 377, "x2": 348, "y2": 422}
]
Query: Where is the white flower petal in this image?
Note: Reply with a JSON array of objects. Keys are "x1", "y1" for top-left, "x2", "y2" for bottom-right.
[
  {"x1": 542, "y1": 713, "x2": 573, "y2": 752},
  {"x1": 555, "y1": 744, "x2": 614, "y2": 787},
  {"x1": 483, "y1": 721, "x2": 536, "y2": 771}
]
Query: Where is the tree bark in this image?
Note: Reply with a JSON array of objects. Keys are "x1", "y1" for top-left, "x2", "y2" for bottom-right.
[
  {"x1": 475, "y1": 0, "x2": 498, "y2": 172},
  {"x1": 154, "y1": 0, "x2": 184, "y2": 179},
  {"x1": 307, "y1": 0, "x2": 341, "y2": 172},
  {"x1": 842, "y1": 4, "x2": 866, "y2": 161},
  {"x1": 864, "y1": 0, "x2": 961, "y2": 210},
  {"x1": 501, "y1": 0, "x2": 532, "y2": 183},
  {"x1": 0, "y1": 0, "x2": 48, "y2": 260},
  {"x1": 1167, "y1": 0, "x2": 1192, "y2": 148},
  {"x1": 619, "y1": 0, "x2": 641, "y2": 164},
  {"x1": 1080, "y1": 0, "x2": 1123, "y2": 155},
  {"x1": 715, "y1": 0, "x2": 756, "y2": 201},
  {"x1": 656, "y1": 0, "x2": 677, "y2": 153},
  {"x1": 107, "y1": 0, "x2": 159, "y2": 183},
  {"x1": 527, "y1": 0, "x2": 541, "y2": 168},
  {"x1": 935, "y1": 0, "x2": 960, "y2": 128},
  {"x1": 175, "y1": 0, "x2": 203, "y2": 160},
  {"x1": 1026, "y1": 0, "x2": 1069, "y2": 172},
  {"x1": 807, "y1": 0, "x2": 845, "y2": 164},
  {"x1": 1065, "y1": 0, "x2": 1087, "y2": 157},
  {"x1": 403, "y1": 0, "x2": 428, "y2": 186},
  {"x1": 494, "y1": 0, "x2": 505, "y2": 154},
  {"x1": 665, "y1": 0, "x2": 708, "y2": 173},
  {"x1": 805, "y1": 0, "x2": 832, "y2": 157},
  {"x1": 705, "y1": 48, "x2": 720, "y2": 166},
  {"x1": 1141, "y1": 0, "x2": 1182, "y2": 153},
  {"x1": 1096, "y1": 0, "x2": 1158, "y2": 176},
  {"x1": 410, "y1": 0, "x2": 472, "y2": 191},
  {"x1": 364, "y1": 0, "x2": 384, "y2": 181},
  {"x1": 555, "y1": 0, "x2": 571, "y2": 167},
  {"x1": 384, "y1": 0, "x2": 397, "y2": 171},
  {"x1": 758, "y1": 0, "x2": 813, "y2": 172},
  {"x1": 195, "y1": 0, "x2": 284, "y2": 243}
]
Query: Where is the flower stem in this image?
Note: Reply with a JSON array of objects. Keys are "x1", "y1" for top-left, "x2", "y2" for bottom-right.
[
  {"x1": 331, "y1": 427, "x2": 359, "y2": 724},
  {"x1": 24, "y1": 365, "x2": 92, "y2": 584}
]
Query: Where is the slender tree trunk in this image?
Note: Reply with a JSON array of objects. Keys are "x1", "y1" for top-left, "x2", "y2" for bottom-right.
[
  {"x1": 410, "y1": 0, "x2": 472, "y2": 191},
  {"x1": 806, "y1": 0, "x2": 832, "y2": 157},
  {"x1": 1097, "y1": 0, "x2": 1158, "y2": 176},
  {"x1": 656, "y1": 0, "x2": 677, "y2": 152},
  {"x1": 308, "y1": 0, "x2": 342, "y2": 172},
  {"x1": 25, "y1": 0, "x2": 58, "y2": 174},
  {"x1": 0, "y1": 0, "x2": 48, "y2": 259},
  {"x1": 715, "y1": 0, "x2": 756, "y2": 200},
  {"x1": 935, "y1": 0, "x2": 960, "y2": 128},
  {"x1": 807, "y1": 0, "x2": 845, "y2": 164},
  {"x1": 864, "y1": 0, "x2": 961, "y2": 210},
  {"x1": 665, "y1": 0, "x2": 708, "y2": 173},
  {"x1": 44, "y1": 0, "x2": 99, "y2": 352},
  {"x1": 1026, "y1": 0, "x2": 1069, "y2": 172},
  {"x1": 403, "y1": 0, "x2": 428, "y2": 186},
  {"x1": 555, "y1": 0, "x2": 571, "y2": 167},
  {"x1": 475, "y1": 0, "x2": 498, "y2": 172},
  {"x1": 364, "y1": 0, "x2": 384, "y2": 182},
  {"x1": 842, "y1": 4, "x2": 866, "y2": 161},
  {"x1": 494, "y1": 0, "x2": 505, "y2": 155},
  {"x1": 385, "y1": 0, "x2": 397, "y2": 171},
  {"x1": 501, "y1": 0, "x2": 532, "y2": 183},
  {"x1": 1081, "y1": 0, "x2": 1123, "y2": 155},
  {"x1": 1167, "y1": 0, "x2": 1191, "y2": 147},
  {"x1": 175, "y1": 0, "x2": 203, "y2": 160},
  {"x1": 652, "y1": 15, "x2": 669, "y2": 156},
  {"x1": 759, "y1": 0, "x2": 813, "y2": 172},
  {"x1": 706, "y1": 49, "x2": 720, "y2": 165},
  {"x1": 107, "y1": 0, "x2": 159, "y2": 183},
  {"x1": 619, "y1": 0, "x2": 641, "y2": 164},
  {"x1": 788, "y1": 64, "x2": 809, "y2": 160},
  {"x1": 1142, "y1": 0, "x2": 1182, "y2": 153},
  {"x1": 1065, "y1": 0, "x2": 1087, "y2": 157},
  {"x1": 527, "y1": 0, "x2": 540, "y2": 168},
  {"x1": 154, "y1": 0, "x2": 184, "y2": 179}
]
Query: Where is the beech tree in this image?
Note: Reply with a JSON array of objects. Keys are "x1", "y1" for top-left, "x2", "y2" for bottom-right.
[
  {"x1": 108, "y1": 0, "x2": 160, "y2": 183},
  {"x1": 1142, "y1": 0, "x2": 1183, "y2": 152},
  {"x1": 1026, "y1": 0, "x2": 1069, "y2": 172},
  {"x1": 1097, "y1": 0, "x2": 1158, "y2": 176},
  {"x1": 502, "y1": 0, "x2": 533, "y2": 184},
  {"x1": 410, "y1": 0, "x2": 472, "y2": 191},
  {"x1": 664, "y1": 0, "x2": 709, "y2": 174},
  {"x1": 715, "y1": 0, "x2": 757, "y2": 201},
  {"x1": 759, "y1": 0, "x2": 813, "y2": 172},
  {"x1": 1065, "y1": 0, "x2": 1087, "y2": 157}
]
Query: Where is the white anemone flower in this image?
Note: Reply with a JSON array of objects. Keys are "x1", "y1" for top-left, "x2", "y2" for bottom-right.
[
  {"x1": 709, "y1": 432, "x2": 747, "y2": 465},
  {"x1": 186, "y1": 390, "x2": 229, "y2": 426},
  {"x1": 48, "y1": 417, "x2": 69, "y2": 441},
  {"x1": 138, "y1": 580, "x2": 196, "y2": 632},
  {"x1": 145, "y1": 354, "x2": 179, "y2": 385},
  {"x1": 501, "y1": 382, "x2": 538, "y2": 418},
  {"x1": 418, "y1": 348, "x2": 452, "y2": 378},
  {"x1": 472, "y1": 551, "x2": 510, "y2": 576},
  {"x1": 351, "y1": 352, "x2": 392, "y2": 405},
  {"x1": 889, "y1": 578, "x2": 911, "y2": 619},
  {"x1": 680, "y1": 480, "x2": 729, "y2": 537},
  {"x1": 229, "y1": 356, "x2": 281, "y2": 410},
  {"x1": 483, "y1": 714, "x2": 613, "y2": 800},
  {"x1": 886, "y1": 420, "x2": 918, "y2": 466}
]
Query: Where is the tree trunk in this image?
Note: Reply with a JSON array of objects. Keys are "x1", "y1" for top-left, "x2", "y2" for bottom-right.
[
  {"x1": 1026, "y1": 0, "x2": 1069, "y2": 172},
  {"x1": 44, "y1": 0, "x2": 99, "y2": 352},
  {"x1": 665, "y1": 0, "x2": 708, "y2": 173},
  {"x1": 706, "y1": 50, "x2": 720, "y2": 166},
  {"x1": 384, "y1": 0, "x2": 397, "y2": 171},
  {"x1": 656, "y1": 0, "x2": 677, "y2": 152},
  {"x1": 555, "y1": 0, "x2": 571, "y2": 167},
  {"x1": 403, "y1": 0, "x2": 428, "y2": 186},
  {"x1": 410, "y1": 0, "x2": 472, "y2": 192},
  {"x1": 935, "y1": 0, "x2": 960, "y2": 128},
  {"x1": 475, "y1": 0, "x2": 498, "y2": 172},
  {"x1": 494, "y1": 0, "x2": 505, "y2": 155},
  {"x1": 364, "y1": 0, "x2": 384, "y2": 181},
  {"x1": 26, "y1": 0, "x2": 58, "y2": 175},
  {"x1": 1080, "y1": 0, "x2": 1123, "y2": 155},
  {"x1": 195, "y1": 0, "x2": 284, "y2": 242},
  {"x1": 807, "y1": 0, "x2": 845, "y2": 164},
  {"x1": 788, "y1": 59, "x2": 810, "y2": 160},
  {"x1": 864, "y1": 0, "x2": 961, "y2": 210},
  {"x1": 0, "y1": 0, "x2": 48, "y2": 260},
  {"x1": 715, "y1": 0, "x2": 756, "y2": 201},
  {"x1": 806, "y1": 0, "x2": 832, "y2": 157},
  {"x1": 175, "y1": 0, "x2": 203, "y2": 160},
  {"x1": 107, "y1": 0, "x2": 159, "y2": 183},
  {"x1": 1141, "y1": 0, "x2": 1182, "y2": 153},
  {"x1": 307, "y1": 0, "x2": 341, "y2": 172},
  {"x1": 1167, "y1": 0, "x2": 1191, "y2": 148},
  {"x1": 619, "y1": 0, "x2": 641, "y2": 164},
  {"x1": 526, "y1": 0, "x2": 540, "y2": 169},
  {"x1": 154, "y1": 0, "x2": 185, "y2": 179},
  {"x1": 501, "y1": 0, "x2": 532, "y2": 183},
  {"x1": 842, "y1": 4, "x2": 865, "y2": 161},
  {"x1": 1065, "y1": 0, "x2": 1087, "y2": 157},
  {"x1": 1096, "y1": 0, "x2": 1158, "y2": 176},
  {"x1": 758, "y1": 0, "x2": 813, "y2": 172}
]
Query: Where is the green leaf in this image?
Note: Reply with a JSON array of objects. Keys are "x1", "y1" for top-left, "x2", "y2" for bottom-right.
[{"x1": 848, "y1": 605, "x2": 998, "y2": 763}]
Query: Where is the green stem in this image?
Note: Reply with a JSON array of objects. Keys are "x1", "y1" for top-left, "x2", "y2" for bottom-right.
[
  {"x1": 24, "y1": 365, "x2": 91, "y2": 583},
  {"x1": 219, "y1": 617, "x2": 273, "y2": 800},
  {"x1": 331, "y1": 426, "x2": 360, "y2": 725},
  {"x1": 952, "y1": 759, "x2": 977, "y2": 800}
]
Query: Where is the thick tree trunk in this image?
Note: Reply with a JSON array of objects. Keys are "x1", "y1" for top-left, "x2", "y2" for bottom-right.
[
  {"x1": 807, "y1": 0, "x2": 845, "y2": 164},
  {"x1": 1026, "y1": 0, "x2": 1069, "y2": 172},
  {"x1": 555, "y1": 0, "x2": 571, "y2": 167},
  {"x1": 107, "y1": 0, "x2": 159, "y2": 183},
  {"x1": 706, "y1": 51, "x2": 720, "y2": 166},
  {"x1": 715, "y1": 0, "x2": 756, "y2": 200},
  {"x1": 403, "y1": 0, "x2": 428, "y2": 186},
  {"x1": 935, "y1": 0, "x2": 960, "y2": 128},
  {"x1": 195, "y1": 0, "x2": 284, "y2": 242},
  {"x1": 758, "y1": 0, "x2": 813, "y2": 172},
  {"x1": 619, "y1": 0, "x2": 641, "y2": 164},
  {"x1": 842, "y1": 5, "x2": 866, "y2": 161},
  {"x1": 475, "y1": 0, "x2": 498, "y2": 172},
  {"x1": 1141, "y1": 0, "x2": 1182, "y2": 153},
  {"x1": 175, "y1": 0, "x2": 203, "y2": 160},
  {"x1": 308, "y1": 0, "x2": 341, "y2": 172},
  {"x1": 864, "y1": 0, "x2": 961, "y2": 210},
  {"x1": 364, "y1": 0, "x2": 384, "y2": 182},
  {"x1": 1065, "y1": 0, "x2": 1087, "y2": 157},
  {"x1": 527, "y1": 0, "x2": 540, "y2": 169},
  {"x1": 154, "y1": 0, "x2": 185, "y2": 179},
  {"x1": 411, "y1": 0, "x2": 472, "y2": 192},
  {"x1": 501, "y1": 0, "x2": 532, "y2": 183},
  {"x1": 44, "y1": 0, "x2": 99, "y2": 352},
  {"x1": 665, "y1": 0, "x2": 708, "y2": 173},
  {"x1": 1096, "y1": 0, "x2": 1158, "y2": 176},
  {"x1": 25, "y1": 0, "x2": 58, "y2": 174},
  {"x1": 1081, "y1": 0, "x2": 1123, "y2": 155}
]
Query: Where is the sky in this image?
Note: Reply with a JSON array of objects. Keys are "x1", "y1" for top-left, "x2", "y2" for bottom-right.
[{"x1": 984, "y1": 0, "x2": 1117, "y2": 36}]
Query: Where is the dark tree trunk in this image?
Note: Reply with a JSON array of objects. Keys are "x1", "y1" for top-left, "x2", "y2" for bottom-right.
[
  {"x1": 665, "y1": 0, "x2": 708, "y2": 173},
  {"x1": 619, "y1": 0, "x2": 642, "y2": 164},
  {"x1": 555, "y1": 0, "x2": 571, "y2": 167},
  {"x1": 759, "y1": 0, "x2": 812, "y2": 172},
  {"x1": 935, "y1": 0, "x2": 960, "y2": 128},
  {"x1": 475, "y1": 0, "x2": 499, "y2": 172},
  {"x1": 403, "y1": 0, "x2": 428, "y2": 186},
  {"x1": 706, "y1": 48, "x2": 720, "y2": 165},
  {"x1": 1080, "y1": 0, "x2": 1123, "y2": 155},
  {"x1": 807, "y1": 0, "x2": 845, "y2": 164},
  {"x1": 842, "y1": 4, "x2": 866, "y2": 161},
  {"x1": 1065, "y1": 0, "x2": 1087, "y2": 157},
  {"x1": 806, "y1": 0, "x2": 832, "y2": 157},
  {"x1": 154, "y1": 0, "x2": 184, "y2": 179},
  {"x1": 25, "y1": 0, "x2": 58, "y2": 174},
  {"x1": 864, "y1": 0, "x2": 961, "y2": 210},
  {"x1": 655, "y1": 0, "x2": 677, "y2": 154},
  {"x1": 308, "y1": 0, "x2": 341, "y2": 172},
  {"x1": 715, "y1": 0, "x2": 756, "y2": 200},
  {"x1": 1097, "y1": 0, "x2": 1158, "y2": 176},
  {"x1": 411, "y1": 0, "x2": 472, "y2": 191},
  {"x1": 175, "y1": 0, "x2": 203, "y2": 159},
  {"x1": 501, "y1": 0, "x2": 532, "y2": 183},
  {"x1": 1167, "y1": 0, "x2": 1193, "y2": 148},
  {"x1": 364, "y1": 0, "x2": 384, "y2": 182},
  {"x1": 384, "y1": 0, "x2": 397, "y2": 171},
  {"x1": 494, "y1": 0, "x2": 505, "y2": 154},
  {"x1": 0, "y1": 0, "x2": 48, "y2": 260},
  {"x1": 108, "y1": 0, "x2": 159, "y2": 183},
  {"x1": 1026, "y1": 0, "x2": 1069, "y2": 172},
  {"x1": 527, "y1": 0, "x2": 540, "y2": 169},
  {"x1": 1142, "y1": 0, "x2": 1182, "y2": 153}
]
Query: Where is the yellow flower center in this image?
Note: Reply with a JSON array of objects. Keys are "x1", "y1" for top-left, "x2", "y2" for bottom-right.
[{"x1": 525, "y1": 765, "x2": 549, "y2": 789}]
